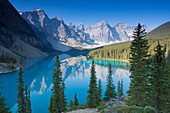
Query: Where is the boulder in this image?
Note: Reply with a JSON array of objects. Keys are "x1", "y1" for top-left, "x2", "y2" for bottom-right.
[
  {"x1": 117, "y1": 95, "x2": 131, "y2": 101},
  {"x1": 105, "y1": 98, "x2": 126, "y2": 107}
]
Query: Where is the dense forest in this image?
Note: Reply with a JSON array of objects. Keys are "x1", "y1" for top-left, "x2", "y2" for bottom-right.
[
  {"x1": 0, "y1": 52, "x2": 17, "y2": 70},
  {"x1": 87, "y1": 22, "x2": 170, "y2": 65}
]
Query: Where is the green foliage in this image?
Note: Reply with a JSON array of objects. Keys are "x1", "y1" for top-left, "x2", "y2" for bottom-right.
[
  {"x1": 24, "y1": 85, "x2": 31, "y2": 113},
  {"x1": 97, "y1": 101, "x2": 107, "y2": 111},
  {"x1": 98, "y1": 79, "x2": 102, "y2": 103},
  {"x1": 67, "y1": 100, "x2": 75, "y2": 111},
  {"x1": 25, "y1": 84, "x2": 29, "y2": 112},
  {"x1": 49, "y1": 55, "x2": 67, "y2": 113},
  {"x1": 74, "y1": 93, "x2": 79, "y2": 107},
  {"x1": 127, "y1": 24, "x2": 150, "y2": 106},
  {"x1": 27, "y1": 89, "x2": 31, "y2": 113},
  {"x1": 117, "y1": 106, "x2": 143, "y2": 113},
  {"x1": 0, "y1": 52, "x2": 17, "y2": 70},
  {"x1": 0, "y1": 52, "x2": 17, "y2": 64},
  {"x1": 60, "y1": 80, "x2": 67, "y2": 112},
  {"x1": 87, "y1": 41, "x2": 131, "y2": 60},
  {"x1": 0, "y1": 87, "x2": 11, "y2": 113},
  {"x1": 147, "y1": 42, "x2": 170, "y2": 113},
  {"x1": 48, "y1": 96, "x2": 53, "y2": 113},
  {"x1": 144, "y1": 106, "x2": 156, "y2": 113},
  {"x1": 86, "y1": 60, "x2": 99, "y2": 108},
  {"x1": 17, "y1": 67, "x2": 26, "y2": 113},
  {"x1": 104, "y1": 63, "x2": 116, "y2": 100},
  {"x1": 51, "y1": 55, "x2": 62, "y2": 112},
  {"x1": 117, "y1": 79, "x2": 124, "y2": 98},
  {"x1": 77, "y1": 104, "x2": 87, "y2": 109},
  {"x1": 124, "y1": 96, "x2": 134, "y2": 106}
]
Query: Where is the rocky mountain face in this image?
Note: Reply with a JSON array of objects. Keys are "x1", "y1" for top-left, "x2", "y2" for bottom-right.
[
  {"x1": 0, "y1": 0, "x2": 47, "y2": 58},
  {"x1": 20, "y1": 8, "x2": 151, "y2": 49},
  {"x1": 114, "y1": 22, "x2": 151, "y2": 41},
  {"x1": 84, "y1": 20, "x2": 121, "y2": 43},
  {"x1": 0, "y1": 0, "x2": 151, "y2": 56}
]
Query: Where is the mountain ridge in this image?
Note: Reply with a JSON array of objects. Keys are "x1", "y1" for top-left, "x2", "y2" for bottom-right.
[
  {"x1": 20, "y1": 8, "x2": 151, "y2": 50},
  {"x1": 0, "y1": 0, "x2": 47, "y2": 58}
]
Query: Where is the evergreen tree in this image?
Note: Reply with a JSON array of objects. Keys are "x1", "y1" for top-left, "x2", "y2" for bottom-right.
[
  {"x1": 48, "y1": 96, "x2": 53, "y2": 113},
  {"x1": 25, "y1": 84, "x2": 28, "y2": 112},
  {"x1": 148, "y1": 42, "x2": 170, "y2": 113},
  {"x1": 27, "y1": 89, "x2": 31, "y2": 113},
  {"x1": 50, "y1": 55, "x2": 62, "y2": 113},
  {"x1": 98, "y1": 79, "x2": 102, "y2": 102},
  {"x1": 86, "y1": 60, "x2": 99, "y2": 108},
  {"x1": 16, "y1": 67, "x2": 26, "y2": 113},
  {"x1": 117, "y1": 80, "x2": 121, "y2": 98},
  {"x1": 67, "y1": 100, "x2": 74, "y2": 111},
  {"x1": 60, "y1": 80, "x2": 67, "y2": 112},
  {"x1": 120, "y1": 79, "x2": 124, "y2": 96},
  {"x1": 104, "y1": 63, "x2": 116, "y2": 100},
  {"x1": 128, "y1": 23, "x2": 150, "y2": 106},
  {"x1": 74, "y1": 93, "x2": 79, "y2": 106},
  {"x1": 2, "y1": 52, "x2": 5, "y2": 62},
  {"x1": 0, "y1": 87, "x2": 10, "y2": 113}
]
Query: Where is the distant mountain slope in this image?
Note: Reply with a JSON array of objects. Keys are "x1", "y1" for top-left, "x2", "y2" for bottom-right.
[
  {"x1": 87, "y1": 22, "x2": 170, "y2": 64},
  {"x1": 20, "y1": 9, "x2": 72, "y2": 51},
  {"x1": 145, "y1": 21, "x2": 170, "y2": 39},
  {"x1": 0, "y1": 0, "x2": 47, "y2": 57}
]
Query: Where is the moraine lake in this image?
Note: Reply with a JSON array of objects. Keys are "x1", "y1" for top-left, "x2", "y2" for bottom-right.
[{"x1": 0, "y1": 54, "x2": 131, "y2": 113}]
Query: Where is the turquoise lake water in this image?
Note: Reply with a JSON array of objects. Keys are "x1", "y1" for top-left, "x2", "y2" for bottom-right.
[{"x1": 0, "y1": 54, "x2": 131, "y2": 113}]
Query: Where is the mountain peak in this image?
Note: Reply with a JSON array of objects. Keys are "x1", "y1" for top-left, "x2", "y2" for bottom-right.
[
  {"x1": 52, "y1": 17, "x2": 63, "y2": 21},
  {"x1": 68, "y1": 23, "x2": 75, "y2": 27},
  {"x1": 79, "y1": 22, "x2": 83, "y2": 25},
  {"x1": 18, "y1": 10, "x2": 23, "y2": 15},
  {"x1": 32, "y1": 8, "x2": 44, "y2": 12},
  {"x1": 117, "y1": 21, "x2": 127, "y2": 25},
  {"x1": 117, "y1": 21, "x2": 124, "y2": 24},
  {"x1": 102, "y1": 20, "x2": 108, "y2": 24}
]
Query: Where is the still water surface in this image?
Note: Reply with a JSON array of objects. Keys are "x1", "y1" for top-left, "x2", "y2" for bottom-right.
[{"x1": 0, "y1": 54, "x2": 131, "y2": 113}]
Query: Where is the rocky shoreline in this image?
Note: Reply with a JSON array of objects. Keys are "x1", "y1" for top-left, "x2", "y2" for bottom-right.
[
  {"x1": 0, "y1": 63, "x2": 19, "y2": 74},
  {"x1": 66, "y1": 95, "x2": 155, "y2": 113}
]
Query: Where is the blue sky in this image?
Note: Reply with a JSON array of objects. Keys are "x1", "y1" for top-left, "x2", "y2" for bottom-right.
[{"x1": 10, "y1": 0, "x2": 170, "y2": 29}]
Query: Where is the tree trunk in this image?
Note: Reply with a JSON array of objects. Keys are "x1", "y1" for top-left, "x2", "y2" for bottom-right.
[{"x1": 156, "y1": 94, "x2": 159, "y2": 113}]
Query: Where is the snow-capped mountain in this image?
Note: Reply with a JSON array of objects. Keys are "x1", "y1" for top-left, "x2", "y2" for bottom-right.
[
  {"x1": 84, "y1": 20, "x2": 121, "y2": 43},
  {"x1": 114, "y1": 22, "x2": 151, "y2": 41},
  {"x1": 20, "y1": 8, "x2": 151, "y2": 51}
]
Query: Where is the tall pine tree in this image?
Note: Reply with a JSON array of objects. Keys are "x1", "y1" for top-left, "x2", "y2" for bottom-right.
[
  {"x1": 87, "y1": 60, "x2": 99, "y2": 108},
  {"x1": 27, "y1": 89, "x2": 31, "y2": 113},
  {"x1": 60, "y1": 80, "x2": 67, "y2": 112},
  {"x1": 0, "y1": 87, "x2": 10, "y2": 113},
  {"x1": 49, "y1": 55, "x2": 65, "y2": 113},
  {"x1": 98, "y1": 79, "x2": 102, "y2": 103},
  {"x1": 104, "y1": 63, "x2": 116, "y2": 100},
  {"x1": 128, "y1": 23, "x2": 149, "y2": 106},
  {"x1": 120, "y1": 79, "x2": 123, "y2": 96},
  {"x1": 17, "y1": 67, "x2": 26, "y2": 113},
  {"x1": 48, "y1": 96, "x2": 53, "y2": 113},
  {"x1": 25, "y1": 84, "x2": 28, "y2": 112},
  {"x1": 148, "y1": 42, "x2": 170, "y2": 113},
  {"x1": 117, "y1": 80, "x2": 121, "y2": 98},
  {"x1": 74, "y1": 93, "x2": 79, "y2": 106},
  {"x1": 67, "y1": 100, "x2": 74, "y2": 111}
]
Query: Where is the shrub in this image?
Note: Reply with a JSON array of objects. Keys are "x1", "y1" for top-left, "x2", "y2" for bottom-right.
[{"x1": 97, "y1": 101, "x2": 107, "y2": 111}]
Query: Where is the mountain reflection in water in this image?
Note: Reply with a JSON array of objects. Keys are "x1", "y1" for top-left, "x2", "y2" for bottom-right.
[{"x1": 0, "y1": 54, "x2": 130, "y2": 113}]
